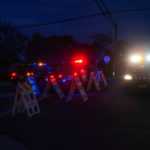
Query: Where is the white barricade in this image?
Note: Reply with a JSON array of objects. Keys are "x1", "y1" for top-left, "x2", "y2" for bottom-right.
[
  {"x1": 40, "y1": 81, "x2": 52, "y2": 100},
  {"x1": 12, "y1": 82, "x2": 41, "y2": 118},
  {"x1": 26, "y1": 76, "x2": 41, "y2": 96},
  {"x1": 51, "y1": 77, "x2": 64, "y2": 99},
  {"x1": 81, "y1": 73, "x2": 88, "y2": 83},
  {"x1": 87, "y1": 72, "x2": 101, "y2": 91},
  {"x1": 97, "y1": 71, "x2": 108, "y2": 86},
  {"x1": 67, "y1": 76, "x2": 88, "y2": 103}
]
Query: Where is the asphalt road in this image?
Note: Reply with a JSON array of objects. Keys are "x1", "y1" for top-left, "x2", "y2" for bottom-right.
[{"x1": 1, "y1": 79, "x2": 150, "y2": 150}]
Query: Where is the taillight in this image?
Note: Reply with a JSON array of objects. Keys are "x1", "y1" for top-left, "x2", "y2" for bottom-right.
[
  {"x1": 58, "y1": 74, "x2": 63, "y2": 79},
  {"x1": 50, "y1": 75, "x2": 54, "y2": 79},
  {"x1": 50, "y1": 75, "x2": 56, "y2": 83},
  {"x1": 11, "y1": 72, "x2": 17, "y2": 77},
  {"x1": 73, "y1": 72, "x2": 78, "y2": 77}
]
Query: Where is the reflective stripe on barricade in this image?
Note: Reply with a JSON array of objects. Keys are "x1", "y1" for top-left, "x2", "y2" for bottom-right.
[
  {"x1": 87, "y1": 72, "x2": 101, "y2": 91},
  {"x1": 26, "y1": 76, "x2": 40, "y2": 96},
  {"x1": 12, "y1": 83, "x2": 24, "y2": 116},
  {"x1": 97, "y1": 71, "x2": 108, "y2": 86},
  {"x1": 12, "y1": 82, "x2": 41, "y2": 118},
  {"x1": 40, "y1": 82, "x2": 52, "y2": 100},
  {"x1": 50, "y1": 78, "x2": 64, "y2": 99},
  {"x1": 67, "y1": 76, "x2": 88, "y2": 103}
]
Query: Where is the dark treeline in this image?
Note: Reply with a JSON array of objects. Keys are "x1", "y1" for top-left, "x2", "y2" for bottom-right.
[{"x1": 0, "y1": 22, "x2": 128, "y2": 75}]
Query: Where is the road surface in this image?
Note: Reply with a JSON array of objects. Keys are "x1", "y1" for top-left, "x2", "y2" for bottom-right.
[{"x1": 0, "y1": 79, "x2": 150, "y2": 150}]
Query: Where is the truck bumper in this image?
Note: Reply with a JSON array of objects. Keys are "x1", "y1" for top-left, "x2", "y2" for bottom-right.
[{"x1": 123, "y1": 79, "x2": 150, "y2": 89}]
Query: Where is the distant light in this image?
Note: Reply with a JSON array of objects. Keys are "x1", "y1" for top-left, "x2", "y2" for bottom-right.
[
  {"x1": 43, "y1": 63, "x2": 47, "y2": 66},
  {"x1": 124, "y1": 74, "x2": 133, "y2": 80},
  {"x1": 31, "y1": 72, "x2": 34, "y2": 76},
  {"x1": 62, "y1": 79, "x2": 66, "y2": 83}
]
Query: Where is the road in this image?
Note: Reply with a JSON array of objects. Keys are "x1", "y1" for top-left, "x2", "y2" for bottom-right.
[{"x1": 0, "y1": 79, "x2": 150, "y2": 150}]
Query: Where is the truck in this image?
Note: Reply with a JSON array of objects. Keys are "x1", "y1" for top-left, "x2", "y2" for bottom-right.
[{"x1": 123, "y1": 50, "x2": 150, "y2": 91}]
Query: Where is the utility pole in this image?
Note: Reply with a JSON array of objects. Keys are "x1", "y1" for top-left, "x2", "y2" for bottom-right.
[
  {"x1": 94, "y1": 0, "x2": 117, "y2": 77},
  {"x1": 114, "y1": 24, "x2": 118, "y2": 50}
]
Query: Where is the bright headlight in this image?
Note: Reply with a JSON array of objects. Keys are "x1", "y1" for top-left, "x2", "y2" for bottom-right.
[
  {"x1": 146, "y1": 55, "x2": 150, "y2": 61},
  {"x1": 124, "y1": 74, "x2": 133, "y2": 80},
  {"x1": 130, "y1": 55, "x2": 142, "y2": 63}
]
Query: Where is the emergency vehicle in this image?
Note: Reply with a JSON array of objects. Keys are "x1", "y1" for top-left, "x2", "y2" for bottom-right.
[{"x1": 49, "y1": 55, "x2": 88, "y2": 92}]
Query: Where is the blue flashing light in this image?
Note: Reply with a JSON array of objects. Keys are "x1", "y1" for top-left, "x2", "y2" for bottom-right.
[
  {"x1": 43, "y1": 63, "x2": 47, "y2": 66},
  {"x1": 62, "y1": 79, "x2": 66, "y2": 83},
  {"x1": 33, "y1": 63, "x2": 37, "y2": 66}
]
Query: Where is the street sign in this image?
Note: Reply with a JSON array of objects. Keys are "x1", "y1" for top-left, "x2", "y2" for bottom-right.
[{"x1": 104, "y1": 56, "x2": 110, "y2": 64}]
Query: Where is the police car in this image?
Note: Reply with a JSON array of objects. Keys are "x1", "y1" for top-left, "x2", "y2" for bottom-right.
[
  {"x1": 10, "y1": 64, "x2": 34, "y2": 83},
  {"x1": 49, "y1": 56, "x2": 89, "y2": 91}
]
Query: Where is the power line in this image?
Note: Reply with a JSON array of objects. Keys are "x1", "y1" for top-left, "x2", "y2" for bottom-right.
[
  {"x1": 15, "y1": 7, "x2": 150, "y2": 29},
  {"x1": 99, "y1": 0, "x2": 115, "y2": 24},
  {"x1": 94, "y1": 0, "x2": 115, "y2": 27},
  {"x1": 15, "y1": 13, "x2": 102, "y2": 29},
  {"x1": 111, "y1": 7, "x2": 150, "y2": 13}
]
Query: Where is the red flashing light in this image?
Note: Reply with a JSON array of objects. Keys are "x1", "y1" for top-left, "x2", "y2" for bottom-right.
[
  {"x1": 73, "y1": 55, "x2": 87, "y2": 66},
  {"x1": 74, "y1": 59, "x2": 83, "y2": 64},
  {"x1": 73, "y1": 72, "x2": 78, "y2": 77},
  {"x1": 80, "y1": 69, "x2": 86, "y2": 74},
  {"x1": 11, "y1": 72, "x2": 16, "y2": 77},
  {"x1": 58, "y1": 74, "x2": 63, "y2": 78}
]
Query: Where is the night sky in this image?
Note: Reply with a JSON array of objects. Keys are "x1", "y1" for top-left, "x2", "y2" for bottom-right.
[{"x1": 1, "y1": 0, "x2": 150, "y2": 45}]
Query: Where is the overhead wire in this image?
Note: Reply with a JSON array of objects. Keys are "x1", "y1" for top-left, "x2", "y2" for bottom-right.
[{"x1": 15, "y1": 7, "x2": 150, "y2": 29}]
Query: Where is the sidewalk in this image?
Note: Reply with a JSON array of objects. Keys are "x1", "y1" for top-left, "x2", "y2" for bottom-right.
[{"x1": 0, "y1": 134, "x2": 29, "y2": 150}]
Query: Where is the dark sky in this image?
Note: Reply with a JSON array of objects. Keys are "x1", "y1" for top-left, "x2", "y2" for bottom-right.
[{"x1": 1, "y1": 0, "x2": 150, "y2": 45}]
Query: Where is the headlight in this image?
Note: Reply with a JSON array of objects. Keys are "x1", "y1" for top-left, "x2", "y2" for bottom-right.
[
  {"x1": 130, "y1": 55, "x2": 142, "y2": 63},
  {"x1": 124, "y1": 74, "x2": 133, "y2": 80},
  {"x1": 146, "y1": 55, "x2": 150, "y2": 61}
]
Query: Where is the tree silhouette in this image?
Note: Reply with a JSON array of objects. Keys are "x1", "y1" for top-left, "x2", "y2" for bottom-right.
[
  {"x1": 27, "y1": 33, "x2": 77, "y2": 63},
  {"x1": 0, "y1": 22, "x2": 28, "y2": 64}
]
